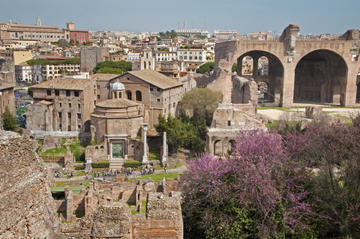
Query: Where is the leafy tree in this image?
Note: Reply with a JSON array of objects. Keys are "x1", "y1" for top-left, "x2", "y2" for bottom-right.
[
  {"x1": 155, "y1": 114, "x2": 206, "y2": 154},
  {"x1": 196, "y1": 62, "x2": 215, "y2": 74},
  {"x1": 93, "y1": 60, "x2": 132, "y2": 74},
  {"x1": 179, "y1": 88, "x2": 222, "y2": 126},
  {"x1": 284, "y1": 120, "x2": 360, "y2": 237},
  {"x1": 58, "y1": 39, "x2": 70, "y2": 48},
  {"x1": 182, "y1": 130, "x2": 312, "y2": 238},
  {"x1": 27, "y1": 58, "x2": 80, "y2": 66},
  {"x1": 232, "y1": 63, "x2": 237, "y2": 72},
  {"x1": 2, "y1": 107, "x2": 17, "y2": 131}
]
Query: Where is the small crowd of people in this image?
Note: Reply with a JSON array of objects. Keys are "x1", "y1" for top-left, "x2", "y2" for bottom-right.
[{"x1": 141, "y1": 164, "x2": 154, "y2": 175}]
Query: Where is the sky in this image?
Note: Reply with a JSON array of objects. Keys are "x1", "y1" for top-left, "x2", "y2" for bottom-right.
[{"x1": 1, "y1": 0, "x2": 359, "y2": 34}]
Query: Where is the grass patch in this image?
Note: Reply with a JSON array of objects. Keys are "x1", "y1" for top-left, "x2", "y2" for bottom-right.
[
  {"x1": 131, "y1": 210, "x2": 139, "y2": 215},
  {"x1": 333, "y1": 114, "x2": 353, "y2": 125},
  {"x1": 130, "y1": 172, "x2": 181, "y2": 182},
  {"x1": 141, "y1": 200, "x2": 147, "y2": 213},
  {"x1": 42, "y1": 146, "x2": 66, "y2": 155},
  {"x1": 126, "y1": 201, "x2": 136, "y2": 207},
  {"x1": 51, "y1": 186, "x2": 84, "y2": 194},
  {"x1": 265, "y1": 120, "x2": 279, "y2": 129},
  {"x1": 149, "y1": 149, "x2": 160, "y2": 161}
]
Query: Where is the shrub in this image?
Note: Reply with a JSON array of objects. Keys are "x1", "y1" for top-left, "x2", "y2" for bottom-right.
[
  {"x1": 123, "y1": 160, "x2": 142, "y2": 168},
  {"x1": 91, "y1": 162, "x2": 109, "y2": 168},
  {"x1": 74, "y1": 165, "x2": 85, "y2": 170},
  {"x1": 2, "y1": 107, "x2": 17, "y2": 131},
  {"x1": 182, "y1": 130, "x2": 312, "y2": 238}
]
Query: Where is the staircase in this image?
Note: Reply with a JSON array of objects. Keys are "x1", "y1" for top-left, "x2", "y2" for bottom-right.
[{"x1": 109, "y1": 158, "x2": 124, "y2": 170}]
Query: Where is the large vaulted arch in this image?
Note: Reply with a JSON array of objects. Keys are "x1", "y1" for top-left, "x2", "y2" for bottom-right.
[
  {"x1": 235, "y1": 50, "x2": 284, "y2": 105},
  {"x1": 294, "y1": 50, "x2": 348, "y2": 105}
]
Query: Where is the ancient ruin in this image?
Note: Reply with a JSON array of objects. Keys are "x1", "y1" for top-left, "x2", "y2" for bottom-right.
[
  {"x1": 0, "y1": 130, "x2": 60, "y2": 238},
  {"x1": 206, "y1": 24, "x2": 360, "y2": 107}
]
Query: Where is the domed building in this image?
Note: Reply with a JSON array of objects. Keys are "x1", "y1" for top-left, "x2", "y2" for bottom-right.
[{"x1": 89, "y1": 82, "x2": 145, "y2": 167}]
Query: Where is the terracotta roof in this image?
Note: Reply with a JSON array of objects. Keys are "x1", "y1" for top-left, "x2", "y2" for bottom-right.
[
  {"x1": 91, "y1": 73, "x2": 120, "y2": 82},
  {"x1": 0, "y1": 82, "x2": 15, "y2": 90},
  {"x1": 30, "y1": 78, "x2": 93, "y2": 90},
  {"x1": 127, "y1": 70, "x2": 183, "y2": 90},
  {"x1": 96, "y1": 98, "x2": 140, "y2": 108}
]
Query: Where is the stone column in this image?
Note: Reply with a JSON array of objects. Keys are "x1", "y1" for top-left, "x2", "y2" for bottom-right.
[
  {"x1": 253, "y1": 56, "x2": 259, "y2": 80},
  {"x1": 281, "y1": 63, "x2": 295, "y2": 107},
  {"x1": 161, "y1": 132, "x2": 167, "y2": 166},
  {"x1": 142, "y1": 123, "x2": 148, "y2": 164},
  {"x1": 65, "y1": 186, "x2": 73, "y2": 221}
]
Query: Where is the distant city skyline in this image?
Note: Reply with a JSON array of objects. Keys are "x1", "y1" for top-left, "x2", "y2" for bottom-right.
[{"x1": 1, "y1": 0, "x2": 359, "y2": 34}]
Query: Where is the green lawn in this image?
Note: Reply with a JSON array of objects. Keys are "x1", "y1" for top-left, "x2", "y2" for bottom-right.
[
  {"x1": 149, "y1": 149, "x2": 160, "y2": 161},
  {"x1": 130, "y1": 172, "x2": 181, "y2": 182},
  {"x1": 51, "y1": 186, "x2": 84, "y2": 194}
]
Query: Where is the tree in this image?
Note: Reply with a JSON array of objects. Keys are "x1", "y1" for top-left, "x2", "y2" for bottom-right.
[
  {"x1": 182, "y1": 130, "x2": 312, "y2": 238},
  {"x1": 155, "y1": 114, "x2": 206, "y2": 154},
  {"x1": 232, "y1": 63, "x2": 237, "y2": 72},
  {"x1": 196, "y1": 62, "x2": 215, "y2": 74},
  {"x1": 58, "y1": 39, "x2": 69, "y2": 48},
  {"x1": 93, "y1": 61, "x2": 132, "y2": 74},
  {"x1": 284, "y1": 120, "x2": 360, "y2": 238},
  {"x1": 2, "y1": 107, "x2": 17, "y2": 131},
  {"x1": 179, "y1": 88, "x2": 222, "y2": 126}
]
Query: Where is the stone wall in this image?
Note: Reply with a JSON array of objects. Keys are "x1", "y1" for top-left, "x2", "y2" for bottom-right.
[{"x1": 0, "y1": 130, "x2": 61, "y2": 238}]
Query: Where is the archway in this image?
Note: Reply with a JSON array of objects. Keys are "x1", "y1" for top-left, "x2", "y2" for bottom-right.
[
  {"x1": 214, "y1": 140, "x2": 223, "y2": 156},
  {"x1": 235, "y1": 51, "x2": 284, "y2": 104},
  {"x1": 294, "y1": 50, "x2": 348, "y2": 105}
]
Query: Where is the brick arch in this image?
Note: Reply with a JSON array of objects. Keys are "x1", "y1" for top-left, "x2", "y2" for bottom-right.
[
  {"x1": 294, "y1": 48, "x2": 349, "y2": 69},
  {"x1": 294, "y1": 49, "x2": 348, "y2": 105},
  {"x1": 234, "y1": 50, "x2": 285, "y2": 104}
]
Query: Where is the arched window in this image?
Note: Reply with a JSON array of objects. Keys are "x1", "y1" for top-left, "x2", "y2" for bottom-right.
[
  {"x1": 136, "y1": 91, "x2": 142, "y2": 101},
  {"x1": 126, "y1": 90, "x2": 132, "y2": 100}
]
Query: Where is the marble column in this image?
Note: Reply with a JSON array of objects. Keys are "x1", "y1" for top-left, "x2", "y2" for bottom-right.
[
  {"x1": 142, "y1": 123, "x2": 149, "y2": 164},
  {"x1": 161, "y1": 132, "x2": 167, "y2": 166}
]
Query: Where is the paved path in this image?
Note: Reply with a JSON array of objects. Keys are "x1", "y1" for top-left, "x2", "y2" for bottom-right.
[
  {"x1": 55, "y1": 165, "x2": 188, "y2": 182},
  {"x1": 258, "y1": 107, "x2": 360, "y2": 121}
]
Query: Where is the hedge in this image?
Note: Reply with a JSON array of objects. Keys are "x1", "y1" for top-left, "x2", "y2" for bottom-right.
[
  {"x1": 91, "y1": 162, "x2": 109, "y2": 168},
  {"x1": 123, "y1": 160, "x2": 142, "y2": 168}
]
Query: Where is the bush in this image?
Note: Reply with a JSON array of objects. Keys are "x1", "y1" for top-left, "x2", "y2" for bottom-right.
[
  {"x1": 124, "y1": 160, "x2": 142, "y2": 168},
  {"x1": 93, "y1": 60, "x2": 132, "y2": 74},
  {"x1": 91, "y1": 162, "x2": 109, "y2": 168},
  {"x1": 2, "y1": 107, "x2": 17, "y2": 131},
  {"x1": 182, "y1": 130, "x2": 312, "y2": 238},
  {"x1": 179, "y1": 88, "x2": 222, "y2": 126},
  {"x1": 196, "y1": 62, "x2": 215, "y2": 74},
  {"x1": 74, "y1": 165, "x2": 85, "y2": 170}
]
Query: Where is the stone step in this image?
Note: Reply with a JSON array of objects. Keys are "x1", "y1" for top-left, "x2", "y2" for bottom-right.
[{"x1": 109, "y1": 159, "x2": 124, "y2": 170}]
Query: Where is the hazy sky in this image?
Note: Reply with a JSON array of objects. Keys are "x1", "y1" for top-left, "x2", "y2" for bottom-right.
[{"x1": 1, "y1": 0, "x2": 359, "y2": 34}]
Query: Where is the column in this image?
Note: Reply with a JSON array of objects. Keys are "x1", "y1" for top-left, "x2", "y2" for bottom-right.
[
  {"x1": 161, "y1": 132, "x2": 167, "y2": 166},
  {"x1": 252, "y1": 56, "x2": 259, "y2": 80},
  {"x1": 142, "y1": 123, "x2": 148, "y2": 164}
]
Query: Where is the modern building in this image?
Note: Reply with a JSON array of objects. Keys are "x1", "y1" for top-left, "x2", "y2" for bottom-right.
[
  {"x1": 177, "y1": 48, "x2": 206, "y2": 63},
  {"x1": 67, "y1": 22, "x2": 89, "y2": 44},
  {"x1": 0, "y1": 19, "x2": 70, "y2": 42},
  {"x1": 15, "y1": 62, "x2": 32, "y2": 83}
]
